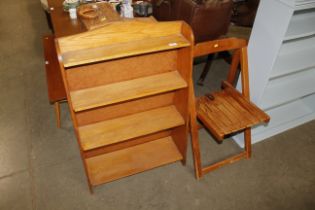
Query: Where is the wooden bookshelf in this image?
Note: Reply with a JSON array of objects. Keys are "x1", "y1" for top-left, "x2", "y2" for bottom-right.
[{"x1": 55, "y1": 21, "x2": 193, "y2": 191}]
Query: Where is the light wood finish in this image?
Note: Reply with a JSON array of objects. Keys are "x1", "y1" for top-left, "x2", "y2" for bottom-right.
[
  {"x1": 244, "y1": 128, "x2": 252, "y2": 158},
  {"x1": 78, "y1": 105, "x2": 184, "y2": 151},
  {"x1": 222, "y1": 82, "x2": 270, "y2": 123},
  {"x1": 71, "y1": 71, "x2": 187, "y2": 112},
  {"x1": 56, "y1": 21, "x2": 193, "y2": 190},
  {"x1": 66, "y1": 50, "x2": 177, "y2": 91},
  {"x1": 76, "y1": 92, "x2": 175, "y2": 126},
  {"x1": 83, "y1": 130, "x2": 172, "y2": 158},
  {"x1": 171, "y1": 22, "x2": 195, "y2": 165},
  {"x1": 55, "y1": 43, "x2": 95, "y2": 193},
  {"x1": 227, "y1": 49, "x2": 241, "y2": 84},
  {"x1": 58, "y1": 21, "x2": 183, "y2": 53},
  {"x1": 194, "y1": 38, "x2": 247, "y2": 58},
  {"x1": 189, "y1": 79, "x2": 202, "y2": 178},
  {"x1": 240, "y1": 47, "x2": 250, "y2": 99},
  {"x1": 57, "y1": 21, "x2": 190, "y2": 67},
  {"x1": 190, "y1": 38, "x2": 270, "y2": 178},
  {"x1": 196, "y1": 84, "x2": 269, "y2": 140},
  {"x1": 61, "y1": 35, "x2": 189, "y2": 67},
  {"x1": 201, "y1": 152, "x2": 247, "y2": 174},
  {"x1": 85, "y1": 136, "x2": 182, "y2": 185}
]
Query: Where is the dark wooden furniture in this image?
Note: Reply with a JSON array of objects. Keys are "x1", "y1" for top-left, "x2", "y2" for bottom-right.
[
  {"x1": 42, "y1": 0, "x2": 86, "y2": 127},
  {"x1": 47, "y1": 0, "x2": 87, "y2": 37},
  {"x1": 43, "y1": 1, "x2": 124, "y2": 127},
  {"x1": 55, "y1": 20, "x2": 194, "y2": 191},
  {"x1": 190, "y1": 38, "x2": 270, "y2": 178},
  {"x1": 43, "y1": 35, "x2": 66, "y2": 128}
]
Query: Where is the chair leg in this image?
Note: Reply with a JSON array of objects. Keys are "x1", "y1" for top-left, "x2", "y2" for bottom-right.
[
  {"x1": 201, "y1": 152, "x2": 247, "y2": 175},
  {"x1": 191, "y1": 127, "x2": 252, "y2": 178},
  {"x1": 244, "y1": 128, "x2": 252, "y2": 159},
  {"x1": 197, "y1": 53, "x2": 215, "y2": 86},
  {"x1": 54, "y1": 102, "x2": 61, "y2": 128},
  {"x1": 190, "y1": 115, "x2": 203, "y2": 179},
  {"x1": 88, "y1": 182, "x2": 94, "y2": 194},
  {"x1": 189, "y1": 81, "x2": 203, "y2": 178}
]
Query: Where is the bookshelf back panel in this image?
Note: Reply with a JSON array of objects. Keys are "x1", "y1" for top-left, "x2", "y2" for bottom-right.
[
  {"x1": 66, "y1": 50, "x2": 178, "y2": 91},
  {"x1": 76, "y1": 92, "x2": 175, "y2": 126},
  {"x1": 84, "y1": 130, "x2": 172, "y2": 158}
]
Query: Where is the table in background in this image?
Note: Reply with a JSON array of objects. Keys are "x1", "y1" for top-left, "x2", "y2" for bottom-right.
[
  {"x1": 44, "y1": 0, "x2": 120, "y2": 127},
  {"x1": 43, "y1": 1, "x2": 155, "y2": 127}
]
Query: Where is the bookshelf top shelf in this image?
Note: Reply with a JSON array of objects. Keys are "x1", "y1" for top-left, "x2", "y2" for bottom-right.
[{"x1": 56, "y1": 21, "x2": 192, "y2": 67}]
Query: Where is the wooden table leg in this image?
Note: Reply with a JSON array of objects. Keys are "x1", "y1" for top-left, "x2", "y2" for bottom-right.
[{"x1": 54, "y1": 101, "x2": 61, "y2": 128}]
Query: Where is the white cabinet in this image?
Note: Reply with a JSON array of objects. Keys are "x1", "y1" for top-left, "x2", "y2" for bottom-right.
[{"x1": 234, "y1": 0, "x2": 315, "y2": 146}]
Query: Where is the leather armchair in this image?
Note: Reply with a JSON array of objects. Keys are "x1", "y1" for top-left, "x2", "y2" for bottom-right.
[
  {"x1": 152, "y1": 0, "x2": 233, "y2": 43},
  {"x1": 231, "y1": 0, "x2": 260, "y2": 27}
]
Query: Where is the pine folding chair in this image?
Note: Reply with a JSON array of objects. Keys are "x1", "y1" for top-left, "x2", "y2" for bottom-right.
[{"x1": 190, "y1": 37, "x2": 270, "y2": 178}]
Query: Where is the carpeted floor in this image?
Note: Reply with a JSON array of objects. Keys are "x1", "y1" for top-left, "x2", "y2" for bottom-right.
[{"x1": 0, "y1": 1, "x2": 314, "y2": 209}]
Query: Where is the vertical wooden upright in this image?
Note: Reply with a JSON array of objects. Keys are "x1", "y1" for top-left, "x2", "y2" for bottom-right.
[{"x1": 55, "y1": 21, "x2": 194, "y2": 190}]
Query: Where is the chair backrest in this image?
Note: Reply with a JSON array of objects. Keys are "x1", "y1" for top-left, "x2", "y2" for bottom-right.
[{"x1": 194, "y1": 37, "x2": 249, "y2": 99}]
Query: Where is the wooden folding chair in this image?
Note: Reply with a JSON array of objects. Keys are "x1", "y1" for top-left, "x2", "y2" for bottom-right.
[{"x1": 190, "y1": 37, "x2": 270, "y2": 178}]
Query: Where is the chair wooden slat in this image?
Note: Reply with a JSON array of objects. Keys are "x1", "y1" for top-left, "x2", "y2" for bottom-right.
[
  {"x1": 223, "y1": 93, "x2": 258, "y2": 125},
  {"x1": 222, "y1": 81, "x2": 270, "y2": 123},
  {"x1": 197, "y1": 88, "x2": 268, "y2": 139}
]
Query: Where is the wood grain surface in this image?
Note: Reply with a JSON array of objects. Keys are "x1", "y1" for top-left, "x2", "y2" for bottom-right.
[
  {"x1": 78, "y1": 105, "x2": 185, "y2": 150},
  {"x1": 70, "y1": 71, "x2": 187, "y2": 112},
  {"x1": 85, "y1": 136, "x2": 182, "y2": 185}
]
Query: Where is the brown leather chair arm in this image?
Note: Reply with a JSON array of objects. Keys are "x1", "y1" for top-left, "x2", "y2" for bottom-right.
[
  {"x1": 179, "y1": 0, "x2": 233, "y2": 43},
  {"x1": 152, "y1": 0, "x2": 233, "y2": 43}
]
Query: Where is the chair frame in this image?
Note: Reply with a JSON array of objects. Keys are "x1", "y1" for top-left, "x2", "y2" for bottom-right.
[{"x1": 190, "y1": 37, "x2": 268, "y2": 178}]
